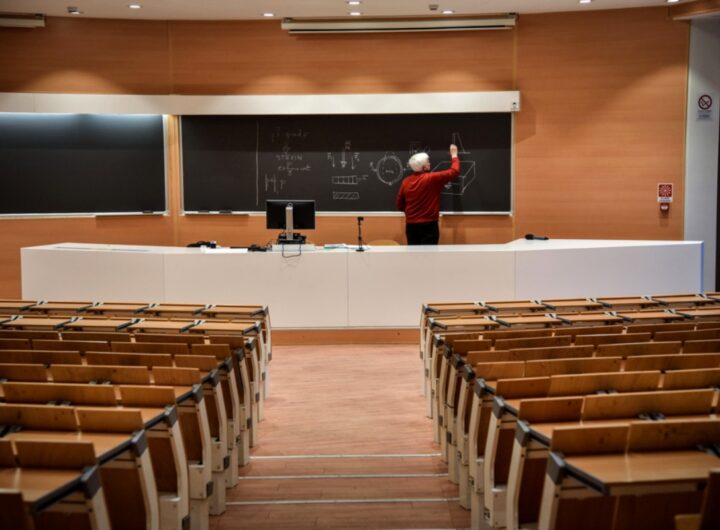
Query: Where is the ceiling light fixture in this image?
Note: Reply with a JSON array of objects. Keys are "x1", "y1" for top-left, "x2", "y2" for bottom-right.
[
  {"x1": 579, "y1": 0, "x2": 592, "y2": 4},
  {"x1": 349, "y1": 11, "x2": 362, "y2": 16},
  {"x1": 347, "y1": 1, "x2": 362, "y2": 5},
  {"x1": 263, "y1": 12, "x2": 275, "y2": 17},
  {"x1": 666, "y1": 0, "x2": 680, "y2": 3},
  {"x1": 128, "y1": 4, "x2": 143, "y2": 9},
  {"x1": 67, "y1": 6, "x2": 82, "y2": 15},
  {"x1": 442, "y1": 10, "x2": 455, "y2": 14}
]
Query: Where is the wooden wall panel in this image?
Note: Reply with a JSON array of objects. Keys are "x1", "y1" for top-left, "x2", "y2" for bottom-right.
[
  {"x1": 0, "y1": 17, "x2": 171, "y2": 93},
  {"x1": 174, "y1": 214, "x2": 511, "y2": 248},
  {"x1": 514, "y1": 8, "x2": 689, "y2": 239},
  {"x1": 0, "y1": 217, "x2": 174, "y2": 298},
  {"x1": 168, "y1": 20, "x2": 515, "y2": 94},
  {"x1": 0, "y1": 8, "x2": 691, "y2": 297}
]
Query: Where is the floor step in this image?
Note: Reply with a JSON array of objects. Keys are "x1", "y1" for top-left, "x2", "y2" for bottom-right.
[
  {"x1": 227, "y1": 476, "x2": 459, "y2": 502},
  {"x1": 214, "y1": 344, "x2": 471, "y2": 530},
  {"x1": 211, "y1": 501, "x2": 469, "y2": 530},
  {"x1": 240, "y1": 455, "x2": 447, "y2": 477}
]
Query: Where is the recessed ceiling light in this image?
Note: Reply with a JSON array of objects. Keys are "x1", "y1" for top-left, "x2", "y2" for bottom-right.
[
  {"x1": 347, "y1": 1, "x2": 362, "y2": 5},
  {"x1": 67, "y1": 6, "x2": 82, "y2": 15},
  {"x1": 263, "y1": 12, "x2": 275, "y2": 17},
  {"x1": 579, "y1": 0, "x2": 592, "y2": 4},
  {"x1": 666, "y1": 0, "x2": 680, "y2": 3},
  {"x1": 442, "y1": 10, "x2": 455, "y2": 14},
  {"x1": 128, "y1": 4, "x2": 143, "y2": 9},
  {"x1": 349, "y1": 11, "x2": 362, "y2": 16}
]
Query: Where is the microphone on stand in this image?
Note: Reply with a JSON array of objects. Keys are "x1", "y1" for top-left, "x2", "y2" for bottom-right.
[
  {"x1": 356, "y1": 216, "x2": 365, "y2": 252},
  {"x1": 525, "y1": 233, "x2": 549, "y2": 241}
]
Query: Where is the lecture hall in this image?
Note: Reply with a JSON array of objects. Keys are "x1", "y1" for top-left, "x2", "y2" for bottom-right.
[{"x1": 0, "y1": 0, "x2": 719, "y2": 529}]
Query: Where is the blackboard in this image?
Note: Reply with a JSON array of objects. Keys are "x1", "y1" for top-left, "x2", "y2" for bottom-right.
[
  {"x1": 181, "y1": 113, "x2": 511, "y2": 213},
  {"x1": 0, "y1": 114, "x2": 166, "y2": 215}
]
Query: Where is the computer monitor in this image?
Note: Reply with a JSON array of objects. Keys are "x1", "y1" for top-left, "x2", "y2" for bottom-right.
[{"x1": 266, "y1": 200, "x2": 316, "y2": 244}]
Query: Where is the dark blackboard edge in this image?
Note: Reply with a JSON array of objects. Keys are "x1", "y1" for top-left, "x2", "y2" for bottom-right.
[
  {"x1": 0, "y1": 211, "x2": 168, "y2": 219},
  {"x1": 180, "y1": 210, "x2": 511, "y2": 216},
  {"x1": 439, "y1": 211, "x2": 513, "y2": 216},
  {"x1": 95, "y1": 211, "x2": 168, "y2": 217},
  {"x1": 184, "y1": 211, "x2": 250, "y2": 216}
]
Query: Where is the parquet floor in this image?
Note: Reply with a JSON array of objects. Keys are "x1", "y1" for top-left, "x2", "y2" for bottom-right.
[{"x1": 211, "y1": 344, "x2": 470, "y2": 529}]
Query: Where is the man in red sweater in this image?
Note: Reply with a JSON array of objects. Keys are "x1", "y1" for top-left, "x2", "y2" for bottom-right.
[{"x1": 396, "y1": 144, "x2": 460, "y2": 245}]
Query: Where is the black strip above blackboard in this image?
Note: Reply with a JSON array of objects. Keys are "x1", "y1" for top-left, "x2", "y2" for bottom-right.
[
  {"x1": 181, "y1": 113, "x2": 511, "y2": 213},
  {"x1": 0, "y1": 114, "x2": 166, "y2": 215}
]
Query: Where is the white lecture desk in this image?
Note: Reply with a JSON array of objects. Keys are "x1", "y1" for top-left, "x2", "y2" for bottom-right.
[{"x1": 21, "y1": 239, "x2": 702, "y2": 329}]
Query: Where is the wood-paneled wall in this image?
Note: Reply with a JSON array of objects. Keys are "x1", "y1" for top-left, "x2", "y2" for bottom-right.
[
  {"x1": 0, "y1": 7, "x2": 689, "y2": 298},
  {"x1": 514, "y1": 9, "x2": 688, "y2": 239}
]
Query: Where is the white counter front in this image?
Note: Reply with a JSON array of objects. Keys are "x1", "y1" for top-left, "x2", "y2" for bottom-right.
[{"x1": 21, "y1": 239, "x2": 703, "y2": 328}]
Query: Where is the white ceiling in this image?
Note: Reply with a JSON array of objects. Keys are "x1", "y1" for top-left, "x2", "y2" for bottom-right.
[{"x1": 0, "y1": 0, "x2": 685, "y2": 21}]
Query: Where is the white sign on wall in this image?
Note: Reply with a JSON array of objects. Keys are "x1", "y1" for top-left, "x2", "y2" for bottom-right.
[{"x1": 697, "y1": 93, "x2": 715, "y2": 121}]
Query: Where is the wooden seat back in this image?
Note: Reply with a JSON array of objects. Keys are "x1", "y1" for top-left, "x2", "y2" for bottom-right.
[
  {"x1": 625, "y1": 353, "x2": 720, "y2": 371},
  {"x1": 547, "y1": 371, "x2": 661, "y2": 396},
  {"x1": 2, "y1": 382, "x2": 117, "y2": 406},
  {"x1": 0, "y1": 364, "x2": 48, "y2": 383},
  {"x1": 662, "y1": 368, "x2": 720, "y2": 390},
  {"x1": 0, "y1": 403, "x2": 78, "y2": 430},
  {"x1": 684, "y1": 339, "x2": 720, "y2": 353},
  {"x1": 553, "y1": 324, "x2": 624, "y2": 337},
  {"x1": 495, "y1": 335, "x2": 572, "y2": 351},
  {"x1": 0, "y1": 330, "x2": 59, "y2": 340},
  {"x1": 134, "y1": 333, "x2": 205, "y2": 345},
  {"x1": 0, "y1": 338, "x2": 31, "y2": 350},
  {"x1": 574, "y1": 332, "x2": 652, "y2": 347},
  {"x1": 482, "y1": 329, "x2": 554, "y2": 340},
  {"x1": 0, "y1": 492, "x2": 31, "y2": 530},
  {"x1": 50, "y1": 364, "x2": 151, "y2": 385},
  {"x1": 32, "y1": 339, "x2": 110, "y2": 352},
  {"x1": 111, "y1": 341, "x2": 190, "y2": 355},
  {"x1": 450, "y1": 339, "x2": 492, "y2": 353},
  {"x1": 581, "y1": 389, "x2": 715, "y2": 420},
  {"x1": 85, "y1": 351, "x2": 173, "y2": 367},
  {"x1": 60, "y1": 331, "x2": 132, "y2": 342},
  {"x1": 0, "y1": 349, "x2": 83, "y2": 365},
  {"x1": 509, "y1": 345, "x2": 595, "y2": 362},
  {"x1": 596, "y1": 341, "x2": 683, "y2": 358},
  {"x1": 525, "y1": 357, "x2": 623, "y2": 377},
  {"x1": 14, "y1": 439, "x2": 96, "y2": 469}
]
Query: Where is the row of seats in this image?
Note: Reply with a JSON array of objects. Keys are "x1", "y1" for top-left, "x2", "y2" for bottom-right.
[
  {"x1": 0, "y1": 300, "x2": 272, "y2": 530},
  {"x1": 421, "y1": 293, "x2": 720, "y2": 530},
  {"x1": 0, "y1": 298, "x2": 272, "y2": 383},
  {"x1": 0, "y1": 307, "x2": 271, "y2": 417}
]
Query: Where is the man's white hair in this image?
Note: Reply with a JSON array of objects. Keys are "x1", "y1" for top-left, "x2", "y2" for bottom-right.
[{"x1": 408, "y1": 152, "x2": 430, "y2": 172}]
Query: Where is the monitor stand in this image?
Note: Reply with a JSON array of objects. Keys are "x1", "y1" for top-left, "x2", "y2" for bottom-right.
[{"x1": 277, "y1": 232, "x2": 307, "y2": 245}]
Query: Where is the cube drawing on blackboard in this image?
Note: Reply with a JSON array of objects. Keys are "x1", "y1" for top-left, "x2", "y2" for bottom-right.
[{"x1": 436, "y1": 160, "x2": 476, "y2": 196}]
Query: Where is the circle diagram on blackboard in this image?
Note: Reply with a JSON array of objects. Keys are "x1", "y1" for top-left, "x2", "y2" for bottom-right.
[{"x1": 370, "y1": 153, "x2": 404, "y2": 186}]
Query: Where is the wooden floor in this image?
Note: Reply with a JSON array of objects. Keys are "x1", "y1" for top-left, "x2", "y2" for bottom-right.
[{"x1": 212, "y1": 344, "x2": 470, "y2": 529}]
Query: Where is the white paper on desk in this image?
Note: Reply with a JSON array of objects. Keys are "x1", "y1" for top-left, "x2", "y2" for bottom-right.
[{"x1": 200, "y1": 247, "x2": 248, "y2": 253}]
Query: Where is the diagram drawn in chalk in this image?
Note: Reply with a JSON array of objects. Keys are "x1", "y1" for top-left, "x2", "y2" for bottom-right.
[
  {"x1": 451, "y1": 132, "x2": 470, "y2": 154},
  {"x1": 409, "y1": 141, "x2": 423, "y2": 155},
  {"x1": 333, "y1": 191, "x2": 360, "y2": 200},
  {"x1": 370, "y1": 153, "x2": 404, "y2": 186},
  {"x1": 264, "y1": 174, "x2": 288, "y2": 194},
  {"x1": 331, "y1": 174, "x2": 368, "y2": 186},
  {"x1": 327, "y1": 140, "x2": 360, "y2": 170},
  {"x1": 264, "y1": 174, "x2": 277, "y2": 193},
  {"x1": 437, "y1": 160, "x2": 477, "y2": 196},
  {"x1": 276, "y1": 163, "x2": 311, "y2": 176}
]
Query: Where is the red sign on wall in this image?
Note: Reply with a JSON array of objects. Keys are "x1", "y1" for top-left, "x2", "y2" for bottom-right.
[{"x1": 657, "y1": 183, "x2": 673, "y2": 203}]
